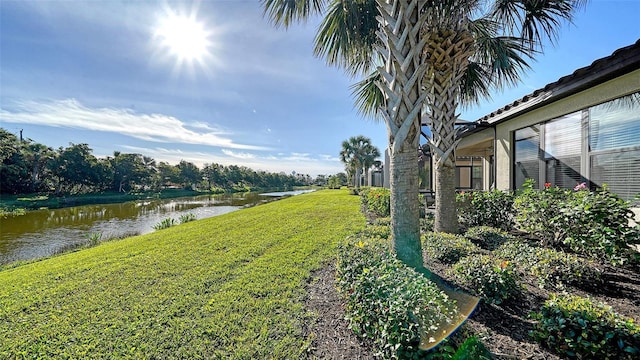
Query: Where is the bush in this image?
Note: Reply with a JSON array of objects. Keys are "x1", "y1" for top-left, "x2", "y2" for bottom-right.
[
  {"x1": 153, "y1": 217, "x2": 177, "y2": 230},
  {"x1": 513, "y1": 179, "x2": 568, "y2": 245},
  {"x1": 179, "y1": 213, "x2": 197, "y2": 224},
  {"x1": 422, "y1": 232, "x2": 480, "y2": 264},
  {"x1": 513, "y1": 180, "x2": 640, "y2": 265},
  {"x1": 450, "y1": 255, "x2": 521, "y2": 304},
  {"x1": 362, "y1": 224, "x2": 391, "y2": 240},
  {"x1": 559, "y1": 187, "x2": 640, "y2": 265},
  {"x1": 495, "y1": 241, "x2": 602, "y2": 290},
  {"x1": 464, "y1": 226, "x2": 514, "y2": 251},
  {"x1": 337, "y1": 235, "x2": 457, "y2": 359},
  {"x1": 421, "y1": 213, "x2": 435, "y2": 233},
  {"x1": 360, "y1": 187, "x2": 391, "y2": 217},
  {"x1": 457, "y1": 190, "x2": 515, "y2": 231},
  {"x1": 530, "y1": 294, "x2": 640, "y2": 359}
]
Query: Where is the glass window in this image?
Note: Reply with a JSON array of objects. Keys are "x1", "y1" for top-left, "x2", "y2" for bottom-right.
[
  {"x1": 514, "y1": 125, "x2": 540, "y2": 189},
  {"x1": 544, "y1": 112, "x2": 582, "y2": 188},
  {"x1": 590, "y1": 93, "x2": 640, "y2": 152},
  {"x1": 591, "y1": 150, "x2": 640, "y2": 203}
]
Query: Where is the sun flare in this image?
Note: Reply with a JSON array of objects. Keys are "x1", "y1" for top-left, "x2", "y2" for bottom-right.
[{"x1": 153, "y1": 9, "x2": 215, "y2": 73}]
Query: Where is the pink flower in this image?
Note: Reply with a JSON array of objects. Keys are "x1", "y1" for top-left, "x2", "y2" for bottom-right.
[
  {"x1": 544, "y1": 182, "x2": 552, "y2": 189},
  {"x1": 574, "y1": 182, "x2": 587, "y2": 191}
]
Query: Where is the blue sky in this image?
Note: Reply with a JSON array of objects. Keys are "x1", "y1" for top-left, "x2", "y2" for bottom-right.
[{"x1": 1, "y1": 0, "x2": 639, "y2": 176}]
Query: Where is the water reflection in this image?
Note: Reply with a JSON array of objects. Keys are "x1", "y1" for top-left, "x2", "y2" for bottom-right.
[{"x1": 0, "y1": 192, "x2": 277, "y2": 265}]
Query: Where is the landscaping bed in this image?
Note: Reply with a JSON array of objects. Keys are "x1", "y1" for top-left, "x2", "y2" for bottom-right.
[{"x1": 321, "y1": 186, "x2": 640, "y2": 359}]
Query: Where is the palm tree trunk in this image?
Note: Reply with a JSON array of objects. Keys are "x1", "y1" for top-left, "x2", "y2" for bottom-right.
[
  {"x1": 390, "y1": 141, "x2": 422, "y2": 269},
  {"x1": 424, "y1": 28, "x2": 474, "y2": 234},
  {"x1": 376, "y1": 0, "x2": 427, "y2": 270}
]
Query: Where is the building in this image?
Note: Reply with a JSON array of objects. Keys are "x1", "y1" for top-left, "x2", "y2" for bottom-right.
[{"x1": 397, "y1": 40, "x2": 639, "y2": 209}]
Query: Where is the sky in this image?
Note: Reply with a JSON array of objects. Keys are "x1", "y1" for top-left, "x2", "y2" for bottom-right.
[{"x1": 1, "y1": 0, "x2": 639, "y2": 177}]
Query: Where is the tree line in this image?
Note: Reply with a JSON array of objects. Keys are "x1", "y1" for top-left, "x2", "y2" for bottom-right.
[{"x1": 0, "y1": 128, "x2": 323, "y2": 195}]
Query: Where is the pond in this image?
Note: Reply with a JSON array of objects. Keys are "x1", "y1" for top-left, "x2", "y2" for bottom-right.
[{"x1": 0, "y1": 190, "x2": 313, "y2": 265}]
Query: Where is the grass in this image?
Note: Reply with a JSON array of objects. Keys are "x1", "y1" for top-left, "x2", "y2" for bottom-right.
[{"x1": 0, "y1": 189, "x2": 365, "y2": 359}]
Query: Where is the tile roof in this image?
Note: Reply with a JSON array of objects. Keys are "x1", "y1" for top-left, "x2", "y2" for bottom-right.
[{"x1": 475, "y1": 39, "x2": 640, "y2": 125}]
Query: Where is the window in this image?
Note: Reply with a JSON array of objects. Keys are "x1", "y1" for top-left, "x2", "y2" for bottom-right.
[
  {"x1": 589, "y1": 93, "x2": 640, "y2": 202},
  {"x1": 544, "y1": 112, "x2": 582, "y2": 188},
  {"x1": 512, "y1": 92, "x2": 640, "y2": 201},
  {"x1": 514, "y1": 125, "x2": 540, "y2": 189},
  {"x1": 456, "y1": 156, "x2": 483, "y2": 190}
]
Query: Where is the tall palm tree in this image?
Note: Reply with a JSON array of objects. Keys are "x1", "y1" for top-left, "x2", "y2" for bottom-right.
[
  {"x1": 262, "y1": 0, "x2": 585, "y2": 269},
  {"x1": 339, "y1": 135, "x2": 380, "y2": 189}
]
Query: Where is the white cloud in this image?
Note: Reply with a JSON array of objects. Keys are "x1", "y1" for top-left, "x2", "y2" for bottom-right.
[
  {"x1": 0, "y1": 98, "x2": 266, "y2": 150},
  {"x1": 221, "y1": 149, "x2": 256, "y2": 159}
]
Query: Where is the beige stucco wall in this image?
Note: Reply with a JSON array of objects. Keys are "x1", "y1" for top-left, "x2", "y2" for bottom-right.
[{"x1": 494, "y1": 68, "x2": 640, "y2": 191}]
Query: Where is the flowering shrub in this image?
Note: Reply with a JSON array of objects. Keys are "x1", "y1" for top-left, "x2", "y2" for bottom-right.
[
  {"x1": 464, "y1": 226, "x2": 514, "y2": 251},
  {"x1": 457, "y1": 190, "x2": 515, "y2": 231},
  {"x1": 514, "y1": 180, "x2": 640, "y2": 265},
  {"x1": 337, "y1": 234, "x2": 457, "y2": 359},
  {"x1": 449, "y1": 255, "x2": 521, "y2": 304},
  {"x1": 530, "y1": 294, "x2": 640, "y2": 359},
  {"x1": 422, "y1": 232, "x2": 480, "y2": 264},
  {"x1": 360, "y1": 187, "x2": 391, "y2": 217},
  {"x1": 513, "y1": 179, "x2": 569, "y2": 245}
]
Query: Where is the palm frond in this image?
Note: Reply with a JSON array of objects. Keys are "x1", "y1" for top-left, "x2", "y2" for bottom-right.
[
  {"x1": 491, "y1": 0, "x2": 587, "y2": 50},
  {"x1": 314, "y1": 0, "x2": 379, "y2": 75},
  {"x1": 261, "y1": 0, "x2": 326, "y2": 28},
  {"x1": 350, "y1": 70, "x2": 385, "y2": 120}
]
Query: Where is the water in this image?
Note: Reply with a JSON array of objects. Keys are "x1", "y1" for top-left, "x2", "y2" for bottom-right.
[{"x1": 0, "y1": 191, "x2": 310, "y2": 265}]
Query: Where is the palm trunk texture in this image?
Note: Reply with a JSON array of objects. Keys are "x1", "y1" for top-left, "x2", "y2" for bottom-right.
[
  {"x1": 376, "y1": 0, "x2": 427, "y2": 270},
  {"x1": 424, "y1": 27, "x2": 474, "y2": 234}
]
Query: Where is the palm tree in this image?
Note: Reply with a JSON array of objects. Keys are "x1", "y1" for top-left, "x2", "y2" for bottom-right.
[
  {"x1": 339, "y1": 135, "x2": 380, "y2": 189},
  {"x1": 262, "y1": 0, "x2": 585, "y2": 269}
]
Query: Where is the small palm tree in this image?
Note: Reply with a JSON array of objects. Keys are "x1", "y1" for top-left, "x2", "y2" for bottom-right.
[{"x1": 339, "y1": 135, "x2": 380, "y2": 189}]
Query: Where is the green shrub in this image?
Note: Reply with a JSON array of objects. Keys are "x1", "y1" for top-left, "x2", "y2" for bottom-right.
[
  {"x1": 530, "y1": 248, "x2": 602, "y2": 290},
  {"x1": 421, "y1": 213, "x2": 435, "y2": 232},
  {"x1": 464, "y1": 226, "x2": 513, "y2": 251},
  {"x1": 362, "y1": 224, "x2": 391, "y2": 240},
  {"x1": 422, "y1": 232, "x2": 480, "y2": 264},
  {"x1": 337, "y1": 235, "x2": 457, "y2": 359},
  {"x1": 559, "y1": 187, "x2": 640, "y2": 265},
  {"x1": 450, "y1": 255, "x2": 521, "y2": 304},
  {"x1": 530, "y1": 294, "x2": 640, "y2": 359},
  {"x1": 514, "y1": 180, "x2": 640, "y2": 265},
  {"x1": 153, "y1": 217, "x2": 177, "y2": 230},
  {"x1": 360, "y1": 187, "x2": 391, "y2": 217},
  {"x1": 513, "y1": 179, "x2": 568, "y2": 245},
  {"x1": 372, "y1": 216, "x2": 391, "y2": 226},
  {"x1": 457, "y1": 190, "x2": 515, "y2": 231},
  {"x1": 86, "y1": 232, "x2": 102, "y2": 246},
  {"x1": 496, "y1": 241, "x2": 602, "y2": 290}
]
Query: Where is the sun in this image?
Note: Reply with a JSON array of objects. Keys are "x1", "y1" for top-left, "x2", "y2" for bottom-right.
[{"x1": 153, "y1": 9, "x2": 215, "y2": 74}]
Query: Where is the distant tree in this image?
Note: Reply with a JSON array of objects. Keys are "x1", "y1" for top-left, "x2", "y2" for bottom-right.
[
  {"x1": 177, "y1": 160, "x2": 201, "y2": 190},
  {"x1": 158, "y1": 162, "x2": 181, "y2": 188},
  {"x1": 49, "y1": 143, "x2": 102, "y2": 194},
  {"x1": 0, "y1": 129, "x2": 29, "y2": 194},
  {"x1": 109, "y1": 152, "x2": 148, "y2": 192},
  {"x1": 340, "y1": 135, "x2": 380, "y2": 189}
]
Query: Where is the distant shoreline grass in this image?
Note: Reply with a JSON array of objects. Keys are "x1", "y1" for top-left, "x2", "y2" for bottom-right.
[{"x1": 0, "y1": 189, "x2": 365, "y2": 358}]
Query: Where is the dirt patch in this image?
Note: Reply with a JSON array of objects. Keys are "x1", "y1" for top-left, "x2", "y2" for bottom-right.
[{"x1": 304, "y1": 263, "x2": 374, "y2": 359}]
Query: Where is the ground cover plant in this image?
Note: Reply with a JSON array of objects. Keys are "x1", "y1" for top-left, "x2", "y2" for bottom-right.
[
  {"x1": 0, "y1": 190, "x2": 365, "y2": 358},
  {"x1": 337, "y1": 187, "x2": 640, "y2": 359}
]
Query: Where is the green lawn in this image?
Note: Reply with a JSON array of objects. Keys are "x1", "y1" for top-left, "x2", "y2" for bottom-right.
[{"x1": 0, "y1": 190, "x2": 365, "y2": 359}]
